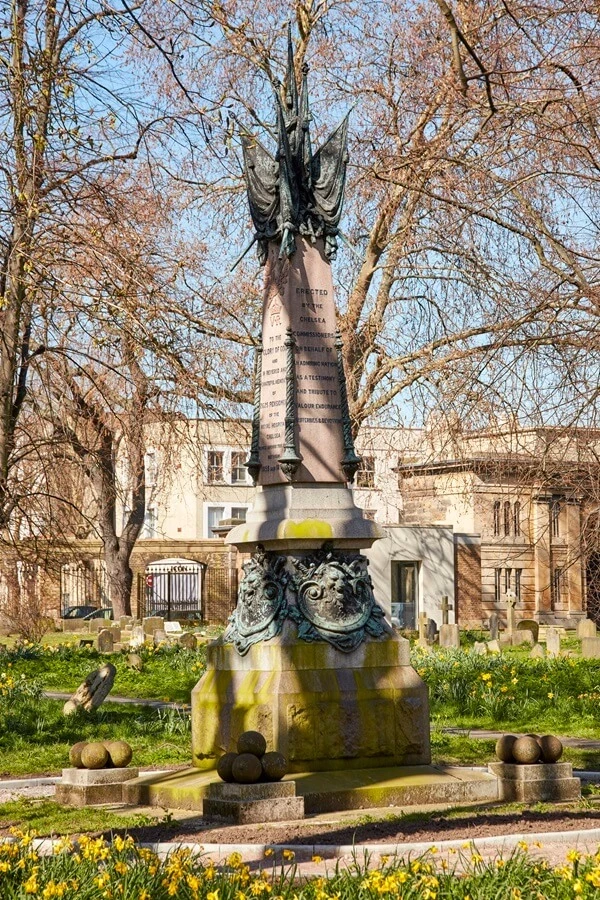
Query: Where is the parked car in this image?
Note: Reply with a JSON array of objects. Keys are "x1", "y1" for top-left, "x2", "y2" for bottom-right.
[
  {"x1": 62, "y1": 605, "x2": 99, "y2": 619},
  {"x1": 83, "y1": 607, "x2": 114, "y2": 620},
  {"x1": 148, "y1": 608, "x2": 201, "y2": 622}
]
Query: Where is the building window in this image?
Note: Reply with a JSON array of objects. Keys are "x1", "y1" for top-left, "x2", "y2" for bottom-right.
[
  {"x1": 493, "y1": 501, "x2": 501, "y2": 536},
  {"x1": 551, "y1": 500, "x2": 561, "y2": 538},
  {"x1": 494, "y1": 568, "x2": 502, "y2": 603},
  {"x1": 145, "y1": 450, "x2": 157, "y2": 487},
  {"x1": 553, "y1": 566, "x2": 564, "y2": 605},
  {"x1": 231, "y1": 452, "x2": 247, "y2": 485},
  {"x1": 142, "y1": 507, "x2": 157, "y2": 539},
  {"x1": 513, "y1": 501, "x2": 521, "y2": 536},
  {"x1": 515, "y1": 568, "x2": 522, "y2": 601},
  {"x1": 207, "y1": 506, "x2": 225, "y2": 536},
  {"x1": 504, "y1": 568, "x2": 512, "y2": 594},
  {"x1": 391, "y1": 561, "x2": 418, "y2": 630},
  {"x1": 504, "y1": 501, "x2": 511, "y2": 536},
  {"x1": 207, "y1": 451, "x2": 224, "y2": 484},
  {"x1": 231, "y1": 507, "x2": 247, "y2": 522},
  {"x1": 356, "y1": 456, "x2": 375, "y2": 488}
]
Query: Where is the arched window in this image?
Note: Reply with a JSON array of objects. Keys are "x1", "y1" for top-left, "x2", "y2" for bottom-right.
[
  {"x1": 493, "y1": 501, "x2": 501, "y2": 536},
  {"x1": 513, "y1": 501, "x2": 521, "y2": 536}
]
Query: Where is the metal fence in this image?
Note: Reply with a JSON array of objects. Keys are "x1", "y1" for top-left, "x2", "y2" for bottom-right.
[
  {"x1": 60, "y1": 562, "x2": 111, "y2": 615},
  {"x1": 141, "y1": 562, "x2": 205, "y2": 620}
]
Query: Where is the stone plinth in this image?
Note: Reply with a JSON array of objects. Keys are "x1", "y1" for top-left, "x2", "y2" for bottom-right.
[
  {"x1": 55, "y1": 767, "x2": 138, "y2": 807},
  {"x1": 191, "y1": 633, "x2": 430, "y2": 773},
  {"x1": 488, "y1": 762, "x2": 581, "y2": 802},
  {"x1": 203, "y1": 780, "x2": 304, "y2": 824}
]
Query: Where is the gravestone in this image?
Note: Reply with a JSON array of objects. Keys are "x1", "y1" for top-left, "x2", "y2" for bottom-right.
[
  {"x1": 517, "y1": 619, "x2": 539, "y2": 643},
  {"x1": 486, "y1": 639, "x2": 501, "y2": 653},
  {"x1": 417, "y1": 612, "x2": 429, "y2": 648},
  {"x1": 439, "y1": 623, "x2": 459, "y2": 649},
  {"x1": 153, "y1": 629, "x2": 167, "y2": 645},
  {"x1": 546, "y1": 626, "x2": 561, "y2": 658},
  {"x1": 489, "y1": 613, "x2": 499, "y2": 641},
  {"x1": 143, "y1": 616, "x2": 164, "y2": 636},
  {"x1": 473, "y1": 641, "x2": 488, "y2": 655},
  {"x1": 513, "y1": 629, "x2": 535, "y2": 646},
  {"x1": 130, "y1": 624, "x2": 145, "y2": 647},
  {"x1": 581, "y1": 637, "x2": 600, "y2": 659},
  {"x1": 441, "y1": 595, "x2": 453, "y2": 626},
  {"x1": 96, "y1": 629, "x2": 114, "y2": 653},
  {"x1": 119, "y1": 615, "x2": 135, "y2": 630},
  {"x1": 178, "y1": 632, "x2": 197, "y2": 650},
  {"x1": 426, "y1": 617, "x2": 438, "y2": 644},
  {"x1": 110, "y1": 627, "x2": 122, "y2": 643},
  {"x1": 164, "y1": 621, "x2": 183, "y2": 637},
  {"x1": 530, "y1": 643, "x2": 545, "y2": 659},
  {"x1": 63, "y1": 663, "x2": 116, "y2": 715},
  {"x1": 577, "y1": 619, "x2": 597, "y2": 639},
  {"x1": 504, "y1": 591, "x2": 517, "y2": 637}
]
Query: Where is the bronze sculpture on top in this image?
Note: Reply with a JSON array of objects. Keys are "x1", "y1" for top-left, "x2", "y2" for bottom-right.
[{"x1": 224, "y1": 31, "x2": 387, "y2": 655}]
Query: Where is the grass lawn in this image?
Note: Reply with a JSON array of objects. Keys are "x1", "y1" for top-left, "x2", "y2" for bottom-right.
[{"x1": 0, "y1": 798, "x2": 167, "y2": 836}]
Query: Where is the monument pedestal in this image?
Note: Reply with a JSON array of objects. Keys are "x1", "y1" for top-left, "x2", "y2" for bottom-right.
[
  {"x1": 203, "y1": 780, "x2": 304, "y2": 824},
  {"x1": 191, "y1": 629, "x2": 430, "y2": 773}
]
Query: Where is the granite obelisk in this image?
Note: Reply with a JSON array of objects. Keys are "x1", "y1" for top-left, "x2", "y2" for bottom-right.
[{"x1": 191, "y1": 34, "x2": 430, "y2": 772}]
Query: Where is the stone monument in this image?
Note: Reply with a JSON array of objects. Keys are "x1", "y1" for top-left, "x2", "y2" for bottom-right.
[{"x1": 191, "y1": 34, "x2": 430, "y2": 774}]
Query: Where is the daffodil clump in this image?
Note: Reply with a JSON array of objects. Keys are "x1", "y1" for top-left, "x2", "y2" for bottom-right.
[{"x1": 4, "y1": 832, "x2": 600, "y2": 899}]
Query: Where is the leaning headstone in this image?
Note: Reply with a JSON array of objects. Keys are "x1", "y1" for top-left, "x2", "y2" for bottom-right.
[
  {"x1": 127, "y1": 653, "x2": 143, "y2": 671},
  {"x1": 439, "y1": 623, "x2": 460, "y2": 649},
  {"x1": 577, "y1": 619, "x2": 597, "y2": 639},
  {"x1": 178, "y1": 632, "x2": 198, "y2": 650},
  {"x1": 63, "y1": 663, "x2": 116, "y2": 715},
  {"x1": 546, "y1": 626, "x2": 561, "y2": 658},
  {"x1": 474, "y1": 641, "x2": 488, "y2": 655},
  {"x1": 517, "y1": 619, "x2": 539, "y2": 643},
  {"x1": 489, "y1": 613, "x2": 499, "y2": 641},
  {"x1": 110, "y1": 627, "x2": 122, "y2": 643},
  {"x1": 143, "y1": 616, "x2": 164, "y2": 636},
  {"x1": 486, "y1": 639, "x2": 501, "y2": 654},
  {"x1": 530, "y1": 643, "x2": 546, "y2": 659},
  {"x1": 581, "y1": 637, "x2": 600, "y2": 659},
  {"x1": 129, "y1": 624, "x2": 145, "y2": 648},
  {"x1": 96, "y1": 629, "x2": 114, "y2": 653},
  {"x1": 153, "y1": 629, "x2": 167, "y2": 646}
]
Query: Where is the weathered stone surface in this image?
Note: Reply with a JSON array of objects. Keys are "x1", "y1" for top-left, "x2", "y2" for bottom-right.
[
  {"x1": 127, "y1": 653, "x2": 143, "y2": 671},
  {"x1": 473, "y1": 642, "x2": 488, "y2": 655},
  {"x1": 164, "y1": 621, "x2": 183, "y2": 636},
  {"x1": 130, "y1": 625, "x2": 145, "y2": 647},
  {"x1": 63, "y1": 663, "x2": 116, "y2": 715},
  {"x1": 581, "y1": 637, "x2": 600, "y2": 658},
  {"x1": 486, "y1": 640, "x2": 501, "y2": 653},
  {"x1": 81, "y1": 742, "x2": 109, "y2": 769},
  {"x1": 578, "y1": 618, "x2": 597, "y2": 639},
  {"x1": 488, "y1": 761, "x2": 580, "y2": 802},
  {"x1": 262, "y1": 751, "x2": 288, "y2": 781},
  {"x1": 207, "y1": 780, "x2": 295, "y2": 800},
  {"x1": 69, "y1": 741, "x2": 88, "y2": 768},
  {"x1": 530, "y1": 643, "x2": 546, "y2": 659},
  {"x1": 439, "y1": 624, "x2": 459, "y2": 649},
  {"x1": 512, "y1": 736, "x2": 541, "y2": 764},
  {"x1": 488, "y1": 613, "x2": 499, "y2": 640},
  {"x1": 178, "y1": 632, "x2": 197, "y2": 650},
  {"x1": 119, "y1": 616, "x2": 135, "y2": 629},
  {"x1": 191, "y1": 631, "x2": 430, "y2": 773},
  {"x1": 96, "y1": 629, "x2": 114, "y2": 653},
  {"x1": 512, "y1": 629, "x2": 534, "y2": 646},
  {"x1": 237, "y1": 731, "x2": 267, "y2": 757},
  {"x1": 546, "y1": 627, "x2": 561, "y2": 658},
  {"x1": 203, "y1": 795, "x2": 305, "y2": 824},
  {"x1": 232, "y1": 753, "x2": 263, "y2": 784},
  {"x1": 153, "y1": 629, "x2": 167, "y2": 645},
  {"x1": 56, "y1": 767, "x2": 139, "y2": 807},
  {"x1": 143, "y1": 616, "x2": 164, "y2": 636},
  {"x1": 105, "y1": 740, "x2": 133, "y2": 768},
  {"x1": 217, "y1": 753, "x2": 238, "y2": 783},
  {"x1": 538, "y1": 734, "x2": 563, "y2": 763},
  {"x1": 61, "y1": 766, "x2": 138, "y2": 786},
  {"x1": 517, "y1": 619, "x2": 540, "y2": 643},
  {"x1": 495, "y1": 734, "x2": 517, "y2": 763}
]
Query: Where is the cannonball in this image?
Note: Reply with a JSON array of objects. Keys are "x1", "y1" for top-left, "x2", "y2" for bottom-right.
[
  {"x1": 232, "y1": 752, "x2": 263, "y2": 784},
  {"x1": 237, "y1": 730, "x2": 267, "y2": 758},
  {"x1": 526, "y1": 733, "x2": 540, "y2": 741},
  {"x1": 512, "y1": 735, "x2": 541, "y2": 765},
  {"x1": 495, "y1": 734, "x2": 517, "y2": 763},
  {"x1": 105, "y1": 740, "x2": 133, "y2": 768},
  {"x1": 69, "y1": 741, "x2": 88, "y2": 768},
  {"x1": 217, "y1": 752, "x2": 238, "y2": 783},
  {"x1": 538, "y1": 734, "x2": 563, "y2": 764},
  {"x1": 261, "y1": 751, "x2": 288, "y2": 782},
  {"x1": 81, "y1": 741, "x2": 109, "y2": 769}
]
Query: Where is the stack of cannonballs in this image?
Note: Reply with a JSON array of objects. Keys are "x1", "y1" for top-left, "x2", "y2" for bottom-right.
[
  {"x1": 217, "y1": 731, "x2": 288, "y2": 784},
  {"x1": 496, "y1": 733, "x2": 563, "y2": 764},
  {"x1": 69, "y1": 740, "x2": 133, "y2": 770}
]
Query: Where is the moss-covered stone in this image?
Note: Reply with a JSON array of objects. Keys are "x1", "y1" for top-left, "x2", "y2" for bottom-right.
[
  {"x1": 105, "y1": 740, "x2": 133, "y2": 768},
  {"x1": 81, "y1": 742, "x2": 109, "y2": 769},
  {"x1": 69, "y1": 741, "x2": 88, "y2": 768}
]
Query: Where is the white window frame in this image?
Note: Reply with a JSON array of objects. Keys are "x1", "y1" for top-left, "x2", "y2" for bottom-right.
[
  {"x1": 204, "y1": 502, "x2": 251, "y2": 538},
  {"x1": 203, "y1": 447, "x2": 251, "y2": 486}
]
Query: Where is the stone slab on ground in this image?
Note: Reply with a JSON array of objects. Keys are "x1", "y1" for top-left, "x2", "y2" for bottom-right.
[
  {"x1": 488, "y1": 761, "x2": 581, "y2": 803},
  {"x1": 203, "y1": 781, "x2": 304, "y2": 824},
  {"x1": 55, "y1": 766, "x2": 138, "y2": 807},
  {"x1": 123, "y1": 764, "x2": 499, "y2": 814}
]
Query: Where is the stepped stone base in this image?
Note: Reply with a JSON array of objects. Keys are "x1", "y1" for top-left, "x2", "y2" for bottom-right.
[
  {"x1": 488, "y1": 762, "x2": 581, "y2": 802},
  {"x1": 55, "y1": 767, "x2": 138, "y2": 807},
  {"x1": 203, "y1": 780, "x2": 304, "y2": 824},
  {"x1": 123, "y1": 765, "x2": 499, "y2": 814},
  {"x1": 191, "y1": 633, "x2": 430, "y2": 773}
]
